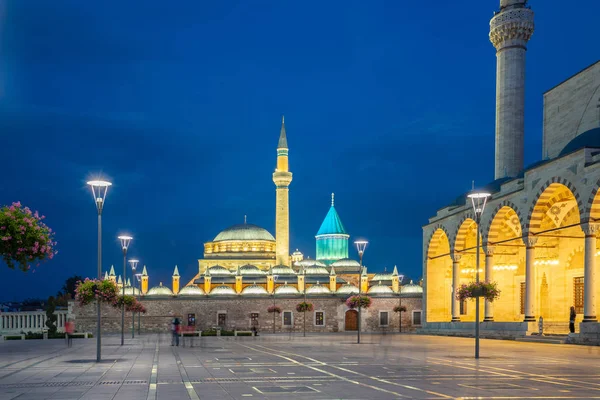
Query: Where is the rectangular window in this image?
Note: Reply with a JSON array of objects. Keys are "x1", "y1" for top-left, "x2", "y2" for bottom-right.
[
  {"x1": 520, "y1": 282, "x2": 526, "y2": 315},
  {"x1": 315, "y1": 311, "x2": 324, "y2": 326},
  {"x1": 574, "y1": 277, "x2": 584, "y2": 314},
  {"x1": 460, "y1": 300, "x2": 467, "y2": 315},
  {"x1": 412, "y1": 311, "x2": 422, "y2": 326},
  {"x1": 250, "y1": 313, "x2": 259, "y2": 327},
  {"x1": 218, "y1": 313, "x2": 227, "y2": 327},
  {"x1": 379, "y1": 311, "x2": 389, "y2": 327},
  {"x1": 283, "y1": 311, "x2": 293, "y2": 326},
  {"x1": 187, "y1": 313, "x2": 196, "y2": 326}
]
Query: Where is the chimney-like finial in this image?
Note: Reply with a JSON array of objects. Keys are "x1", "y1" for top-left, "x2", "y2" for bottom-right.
[
  {"x1": 244, "y1": 215, "x2": 247, "y2": 224},
  {"x1": 331, "y1": 192, "x2": 335, "y2": 206}
]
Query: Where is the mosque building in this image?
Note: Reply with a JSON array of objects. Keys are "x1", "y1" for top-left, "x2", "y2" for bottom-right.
[
  {"x1": 422, "y1": 0, "x2": 600, "y2": 344},
  {"x1": 71, "y1": 117, "x2": 423, "y2": 334}
]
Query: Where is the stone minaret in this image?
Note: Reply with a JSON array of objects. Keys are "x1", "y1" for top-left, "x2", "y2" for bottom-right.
[
  {"x1": 273, "y1": 116, "x2": 292, "y2": 265},
  {"x1": 172, "y1": 265, "x2": 180, "y2": 295},
  {"x1": 489, "y1": 0, "x2": 534, "y2": 179}
]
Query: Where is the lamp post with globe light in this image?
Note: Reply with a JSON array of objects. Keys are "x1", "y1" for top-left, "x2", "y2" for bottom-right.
[
  {"x1": 354, "y1": 240, "x2": 368, "y2": 344},
  {"x1": 128, "y1": 259, "x2": 139, "y2": 338},
  {"x1": 135, "y1": 272, "x2": 142, "y2": 335},
  {"x1": 118, "y1": 235, "x2": 133, "y2": 346},
  {"x1": 87, "y1": 179, "x2": 111, "y2": 363},
  {"x1": 467, "y1": 189, "x2": 490, "y2": 359}
]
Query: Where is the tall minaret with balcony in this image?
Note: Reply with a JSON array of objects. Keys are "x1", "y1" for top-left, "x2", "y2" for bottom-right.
[
  {"x1": 273, "y1": 116, "x2": 292, "y2": 265},
  {"x1": 489, "y1": 0, "x2": 534, "y2": 179}
]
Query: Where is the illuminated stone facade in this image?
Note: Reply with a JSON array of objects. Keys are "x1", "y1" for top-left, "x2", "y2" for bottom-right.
[{"x1": 423, "y1": 0, "x2": 600, "y2": 344}]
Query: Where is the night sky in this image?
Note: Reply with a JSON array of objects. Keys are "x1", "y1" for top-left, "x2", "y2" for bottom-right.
[{"x1": 1, "y1": 1, "x2": 599, "y2": 301}]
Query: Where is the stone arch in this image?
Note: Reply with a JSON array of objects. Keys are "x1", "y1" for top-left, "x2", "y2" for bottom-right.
[
  {"x1": 453, "y1": 214, "x2": 477, "y2": 252},
  {"x1": 484, "y1": 200, "x2": 525, "y2": 243},
  {"x1": 565, "y1": 245, "x2": 584, "y2": 270},
  {"x1": 426, "y1": 224, "x2": 451, "y2": 258},
  {"x1": 585, "y1": 178, "x2": 600, "y2": 223},
  {"x1": 527, "y1": 177, "x2": 584, "y2": 234}
]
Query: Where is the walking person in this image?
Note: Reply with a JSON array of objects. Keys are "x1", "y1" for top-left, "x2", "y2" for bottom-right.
[
  {"x1": 171, "y1": 317, "x2": 181, "y2": 346},
  {"x1": 569, "y1": 306, "x2": 576, "y2": 334},
  {"x1": 65, "y1": 319, "x2": 74, "y2": 348}
]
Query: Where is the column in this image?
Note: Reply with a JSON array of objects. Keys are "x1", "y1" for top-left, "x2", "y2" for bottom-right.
[
  {"x1": 524, "y1": 236, "x2": 537, "y2": 322},
  {"x1": 451, "y1": 253, "x2": 462, "y2": 322},
  {"x1": 583, "y1": 223, "x2": 599, "y2": 322},
  {"x1": 0, "y1": 315, "x2": 3, "y2": 330},
  {"x1": 484, "y1": 246, "x2": 495, "y2": 322}
]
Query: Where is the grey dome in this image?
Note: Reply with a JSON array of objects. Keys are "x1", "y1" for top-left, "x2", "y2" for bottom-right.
[
  {"x1": 401, "y1": 281, "x2": 423, "y2": 294},
  {"x1": 306, "y1": 284, "x2": 331, "y2": 295},
  {"x1": 123, "y1": 286, "x2": 141, "y2": 296},
  {"x1": 294, "y1": 259, "x2": 326, "y2": 268},
  {"x1": 207, "y1": 265, "x2": 232, "y2": 275},
  {"x1": 147, "y1": 283, "x2": 174, "y2": 296},
  {"x1": 368, "y1": 283, "x2": 394, "y2": 295},
  {"x1": 559, "y1": 128, "x2": 600, "y2": 157},
  {"x1": 214, "y1": 224, "x2": 275, "y2": 242},
  {"x1": 210, "y1": 285, "x2": 237, "y2": 296},
  {"x1": 331, "y1": 258, "x2": 360, "y2": 268},
  {"x1": 241, "y1": 285, "x2": 268, "y2": 295},
  {"x1": 238, "y1": 264, "x2": 265, "y2": 275},
  {"x1": 304, "y1": 266, "x2": 329, "y2": 275},
  {"x1": 272, "y1": 265, "x2": 296, "y2": 275},
  {"x1": 178, "y1": 285, "x2": 205, "y2": 296},
  {"x1": 274, "y1": 285, "x2": 299, "y2": 295},
  {"x1": 336, "y1": 284, "x2": 359, "y2": 295}
]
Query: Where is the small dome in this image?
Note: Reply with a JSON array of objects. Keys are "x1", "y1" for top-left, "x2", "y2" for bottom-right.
[
  {"x1": 272, "y1": 265, "x2": 296, "y2": 275},
  {"x1": 123, "y1": 286, "x2": 141, "y2": 296},
  {"x1": 304, "y1": 266, "x2": 329, "y2": 275},
  {"x1": 336, "y1": 284, "x2": 359, "y2": 294},
  {"x1": 401, "y1": 281, "x2": 423, "y2": 294},
  {"x1": 559, "y1": 128, "x2": 600, "y2": 157},
  {"x1": 178, "y1": 285, "x2": 205, "y2": 296},
  {"x1": 207, "y1": 265, "x2": 232, "y2": 275},
  {"x1": 274, "y1": 284, "x2": 299, "y2": 295},
  {"x1": 239, "y1": 264, "x2": 265, "y2": 275},
  {"x1": 368, "y1": 283, "x2": 394, "y2": 295},
  {"x1": 306, "y1": 283, "x2": 331, "y2": 295},
  {"x1": 241, "y1": 285, "x2": 268, "y2": 295},
  {"x1": 213, "y1": 223, "x2": 275, "y2": 242},
  {"x1": 294, "y1": 259, "x2": 326, "y2": 268},
  {"x1": 147, "y1": 283, "x2": 174, "y2": 296},
  {"x1": 210, "y1": 285, "x2": 237, "y2": 296},
  {"x1": 372, "y1": 273, "x2": 394, "y2": 281},
  {"x1": 331, "y1": 258, "x2": 360, "y2": 268}
]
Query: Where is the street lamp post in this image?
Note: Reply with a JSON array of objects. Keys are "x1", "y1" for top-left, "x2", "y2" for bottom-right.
[
  {"x1": 128, "y1": 259, "x2": 139, "y2": 339},
  {"x1": 87, "y1": 180, "x2": 111, "y2": 363},
  {"x1": 467, "y1": 190, "x2": 490, "y2": 359},
  {"x1": 303, "y1": 267, "x2": 307, "y2": 338},
  {"x1": 354, "y1": 240, "x2": 368, "y2": 344},
  {"x1": 118, "y1": 235, "x2": 133, "y2": 346},
  {"x1": 135, "y1": 273, "x2": 142, "y2": 335},
  {"x1": 399, "y1": 278, "x2": 403, "y2": 333}
]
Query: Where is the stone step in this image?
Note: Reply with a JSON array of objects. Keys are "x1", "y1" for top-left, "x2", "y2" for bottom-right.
[{"x1": 515, "y1": 335, "x2": 567, "y2": 344}]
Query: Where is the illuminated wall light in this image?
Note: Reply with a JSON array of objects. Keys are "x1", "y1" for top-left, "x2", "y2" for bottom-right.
[
  {"x1": 493, "y1": 264, "x2": 518, "y2": 271},
  {"x1": 534, "y1": 259, "x2": 559, "y2": 266},
  {"x1": 461, "y1": 268, "x2": 483, "y2": 274}
]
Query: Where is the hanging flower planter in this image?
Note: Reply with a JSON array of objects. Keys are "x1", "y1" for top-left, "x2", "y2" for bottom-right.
[
  {"x1": 346, "y1": 295, "x2": 372, "y2": 309},
  {"x1": 0, "y1": 201, "x2": 57, "y2": 272},
  {"x1": 267, "y1": 305, "x2": 282, "y2": 314},
  {"x1": 393, "y1": 305, "x2": 407, "y2": 313},
  {"x1": 75, "y1": 279, "x2": 120, "y2": 307},
  {"x1": 128, "y1": 301, "x2": 147, "y2": 314},
  {"x1": 296, "y1": 302, "x2": 313, "y2": 313},
  {"x1": 456, "y1": 281, "x2": 500, "y2": 302},
  {"x1": 116, "y1": 295, "x2": 137, "y2": 309}
]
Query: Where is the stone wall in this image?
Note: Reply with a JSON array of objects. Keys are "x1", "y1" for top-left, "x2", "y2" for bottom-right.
[
  {"x1": 543, "y1": 61, "x2": 600, "y2": 159},
  {"x1": 71, "y1": 296, "x2": 422, "y2": 334}
]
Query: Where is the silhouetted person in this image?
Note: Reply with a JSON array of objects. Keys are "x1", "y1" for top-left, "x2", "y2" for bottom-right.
[
  {"x1": 171, "y1": 317, "x2": 181, "y2": 346},
  {"x1": 65, "y1": 319, "x2": 74, "y2": 347},
  {"x1": 569, "y1": 306, "x2": 576, "y2": 334}
]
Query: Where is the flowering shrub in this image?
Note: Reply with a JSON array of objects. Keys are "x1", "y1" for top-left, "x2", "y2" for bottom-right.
[
  {"x1": 346, "y1": 295, "x2": 372, "y2": 309},
  {"x1": 128, "y1": 301, "x2": 147, "y2": 314},
  {"x1": 394, "y1": 305, "x2": 407, "y2": 313},
  {"x1": 0, "y1": 201, "x2": 57, "y2": 272},
  {"x1": 267, "y1": 305, "x2": 282, "y2": 314},
  {"x1": 296, "y1": 302, "x2": 314, "y2": 313},
  {"x1": 456, "y1": 281, "x2": 500, "y2": 302},
  {"x1": 116, "y1": 295, "x2": 136, "y2": 309},
  {"x1": 75, "y1": 279, "x2": 119, "y2": 307}
]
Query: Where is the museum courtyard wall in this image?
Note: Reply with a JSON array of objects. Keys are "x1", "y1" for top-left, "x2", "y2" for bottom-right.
[{"x1": 71, "y1": 296, "x2": 422, "y2": 334}]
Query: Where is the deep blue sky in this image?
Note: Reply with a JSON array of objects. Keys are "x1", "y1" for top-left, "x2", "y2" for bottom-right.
[{"x1": 0, "y1": 1, "x2": 598, "y2": 301}]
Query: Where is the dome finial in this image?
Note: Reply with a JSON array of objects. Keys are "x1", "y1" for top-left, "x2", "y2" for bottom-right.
[
  {"x1": 331, "y1": 192, "x2": 334, "y2": 206},
  {"x1": 244, "y1": 215, "x2": 247, "y2": 224}
]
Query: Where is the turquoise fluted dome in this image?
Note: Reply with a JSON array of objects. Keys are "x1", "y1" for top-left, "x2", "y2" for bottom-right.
[{"x1": 316, "y1": 195, "x2": 350, "y2": 265}]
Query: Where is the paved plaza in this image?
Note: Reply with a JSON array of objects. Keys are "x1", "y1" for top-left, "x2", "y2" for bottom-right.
[{"x1": 0, "y1": 333, "x2": 600, "y2": 399}]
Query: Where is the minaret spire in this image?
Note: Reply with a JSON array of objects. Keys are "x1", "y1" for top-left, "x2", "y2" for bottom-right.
[{"x1": 273, "y1": 117, "x2": 293, "y2": 265}]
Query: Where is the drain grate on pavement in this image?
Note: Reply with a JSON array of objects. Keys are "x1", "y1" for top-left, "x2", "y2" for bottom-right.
[
  {"x1": 254, "y1": 385, "x2": 319, "y2": 394},
  {"x1": 0, "y1": 381, "x2": 94, "y2": 389},
  {"x1": 230, "y1": 368, "x2": 276, "y2": 374},
  {"x1": 216, "y1": 357, "x2": 252, "y2": 361},
  {"x1": 460, "y1": 383, "x2": 527, "y2": 390}
]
